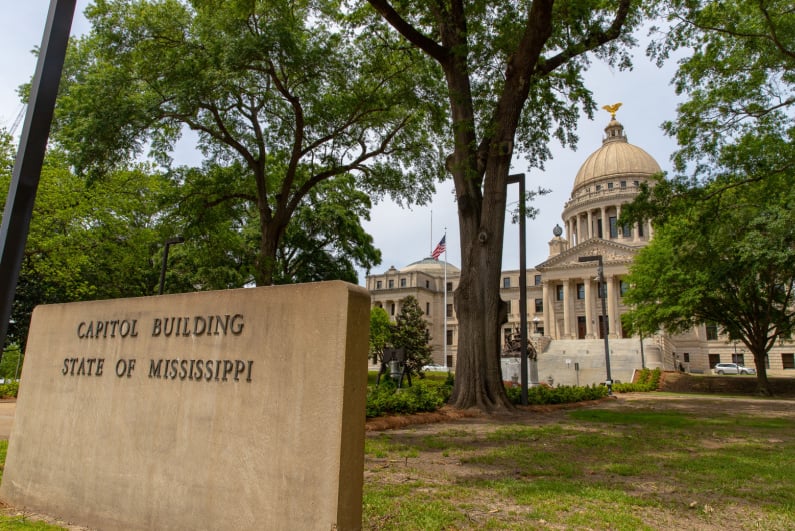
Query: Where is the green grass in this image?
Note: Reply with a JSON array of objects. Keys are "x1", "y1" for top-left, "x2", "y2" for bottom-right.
[
  {"x1": 363, "y1": 398, "x2": 795, "y2": 529},
  {"x1": 2, "y1": 397, "x2": 794, "y2": 529}
]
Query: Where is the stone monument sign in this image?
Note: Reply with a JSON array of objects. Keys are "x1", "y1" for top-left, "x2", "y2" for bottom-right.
[{"x1": 0, "y1": 281, "x2": 369, "y2": 530}]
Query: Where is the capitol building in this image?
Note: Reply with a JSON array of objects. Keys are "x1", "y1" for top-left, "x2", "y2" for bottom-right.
[{"x1": 366, "y1": 113, "x2": 795, "y2": 385}]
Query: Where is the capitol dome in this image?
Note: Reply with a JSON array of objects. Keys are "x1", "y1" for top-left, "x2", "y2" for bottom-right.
[
  {"x1": 571, "y1": 118, "x2": 661, "y2": 195},
  {"x1": 401, "y1": 257, "x2": 460, "y2": 275}
]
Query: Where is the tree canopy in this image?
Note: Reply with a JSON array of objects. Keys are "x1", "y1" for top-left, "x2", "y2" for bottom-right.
[
  {"x1": 0, "y1": 133, "x2": 176, "y2": 349},
  {"x1": 648, "y1": 0, "x2": 794, "y2": 179},
  {"x1": 366, "y1": 0, "x2": 647, "y2": 410},
  {"x1": 53, "y1": 0, "x2": 443, "y2": 285},
  {"x1": 623, "y1": 172, "x2": 795, "y2": 395},
  {"x1": 369, "y1": 306, "x2": 392, "y2": 364},
  {"x1": 392, "y1": 296, "x2": 433, "y2": 378}
]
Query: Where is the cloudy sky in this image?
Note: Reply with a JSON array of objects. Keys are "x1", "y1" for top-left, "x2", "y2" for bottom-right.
[{"x1": 1, "y1": 2, "x2": 683, "y2": 285}]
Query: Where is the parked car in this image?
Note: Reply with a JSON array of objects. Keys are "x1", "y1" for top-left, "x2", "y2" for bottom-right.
[
  {"x1": 422, "y1": 364, "x2": 450, "y2": 372},
  {"x1": 712, "y1": 363, "x2": 756, "y2": 375}
]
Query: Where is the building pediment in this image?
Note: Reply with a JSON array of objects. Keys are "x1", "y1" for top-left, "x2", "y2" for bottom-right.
[{"x1": 536, "y1": 238, "x2": 638, "y2": 271}]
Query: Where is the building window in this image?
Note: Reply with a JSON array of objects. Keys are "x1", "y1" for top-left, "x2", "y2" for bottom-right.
[
  {"x1": 595, "y1": 184, "x2": 602, "y2": 191},
  {"x1": 390, "y1": 303, "x2": 396, "y2": 316},
  {"x1": 446, "y1": 304, "x2": 453, "y2": 318},
  {"x1": 620, "y1": 280, "x2": 629, "y2": 297},
  {"x1": 534, "y1": 274, "x2": 541, "y2": 286},
  {"x1": 705, "y1": 323, "x2": 718, "y2": 341},
  {"x1": 622, "y1": 223, "x2": 632, "y2": 237},
  {"x1": 607, "y1": 182, "x2": 614, "y2": 190},
  {"x1": 633, "y1": 180, "x2": 640, "y2": 187},
  {"x1": 503, "y1": 277, "x2": 511, "y2": 288},
  {"x1": 388, "y1": 279, "x2": 394, "y2": 289},
  {"x1": 683, "y1": 353, "x2": 690, "y2": 363},
  {"x1": 426, "y1": 302, "x2": 430, "y2": 315},
  {"x1": 638, "y1": 222, "x2": 644, "y2": 237},
  {"x1": 447, "y1": 282, "x2": 453, "y2": 292},
  {"x1": 576, "y1": 283, "x2": 585, "y2": 299},
  {"x1": 609, "y1": 216, "x2": 618, "y2": 238},
  {"x1": 400, "y1": 278, "x2": 406, "y2": 287},
  {"x1": 506, "y1": 300, "x2": 512, "y2": 314},
  {"x1": 556, "y1": 285, "x2": 564, "y2": 301},
  {"x1": 376, "y1": 280, "x2": 382, "y2": 289},
  {"x1": 425, "y1": 280, "x2": 430, "y2": 288},
  {"x1": 620, "y1": 180, "x2": 627, "y2": 189},
  {"x1": 534, "y1": 298, "x2": 543, "y2": 313},
  {"x1": 783, "y1": 354, "x2": 794, "y2": 369},
  {"x1": 732, "y1": 352, "x2": 745, "y2": 365},
  {"x1": 446, "y1": 329, "x2": 453, "y2": 346}
]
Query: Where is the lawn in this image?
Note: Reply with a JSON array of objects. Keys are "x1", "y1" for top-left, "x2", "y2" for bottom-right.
[
  {"x1": 1, "y1": 393, "x2": 793, "y2": 530},
  {"x1": 362, "y1": 393, "x2": 795, "y2": 530}
]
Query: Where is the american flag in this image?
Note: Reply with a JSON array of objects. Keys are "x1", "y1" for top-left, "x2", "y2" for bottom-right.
[{"x1": 431, "y1": 236, "x2": 446, "y2": 260}]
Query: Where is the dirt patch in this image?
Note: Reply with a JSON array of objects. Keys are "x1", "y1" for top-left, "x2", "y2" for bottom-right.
[{"x1": 363, "y1": 392, "x2": 795, "y2": 530}]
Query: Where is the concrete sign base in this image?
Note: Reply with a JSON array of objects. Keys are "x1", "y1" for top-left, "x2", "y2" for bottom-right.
[{"x1": 0, "y1": 281, "x2": 369, "y2": 531}]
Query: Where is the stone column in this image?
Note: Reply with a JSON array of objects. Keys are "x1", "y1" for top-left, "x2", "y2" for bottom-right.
[
  {"x1": 567, "y1": 218, "x2": 574, "y2": 244},
  {"x1": 600, "y1": 207, "x2": 607, "y2": 239},
  {"x1": 587, "y1": 210, "x2": 593, "y2": 239},
  {"x1": 562, "y1": 280, "x2": 572, "y2": 339},
  {"x1": 584, "y1": 278, "x2": 594, "y2": 338},
  {"x1": 542, "y1": 281, "x2": 552, "y2": 337},
  {"x1": 607, "y1": 275, "x2": 619, "y2": 339}
]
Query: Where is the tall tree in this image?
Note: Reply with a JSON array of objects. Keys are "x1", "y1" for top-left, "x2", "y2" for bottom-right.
[
  {"x1": 369, "y1": 306, "x2": 392, "y2": 364},
  {"x1": 623, "y1": 173, "x2": 795, "y2": 396},
  {"x1": 0, "y1": 145, "x2": 176, "y2": 350},
  {"x1": 365, "y1": 0, "x2": 645, "y2": 410},
  {"x1": 273, "y1": 175, "x2": 382, "y2": 285},
  {"x1": 53, "y1": 0, "x2": 442, "y2": 285},
  {"x1": 648, "y1": 0, "x2": 795, "y2": 181},
  {"x1": 392, "y1": 296, "x2": 433, "y2": 378}
]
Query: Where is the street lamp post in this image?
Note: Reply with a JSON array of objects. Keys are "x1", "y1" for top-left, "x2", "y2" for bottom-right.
[
  {"x1": 158, "y1": 237, "x2": 185, "y2": 295},
  {"x1": 506, "y1": 173, "x2": 530, "y2": 405},
  {"x1": 0, "y1": 0, "x2": 77, "y2": 353},
  {"x1": 579, "y1": 255, "x2": 613, "y2": 394}
]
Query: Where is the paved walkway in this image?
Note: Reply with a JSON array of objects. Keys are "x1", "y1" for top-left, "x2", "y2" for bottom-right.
[{"x1": 0, "y1": 400, "x2": 15, "y2": 440}]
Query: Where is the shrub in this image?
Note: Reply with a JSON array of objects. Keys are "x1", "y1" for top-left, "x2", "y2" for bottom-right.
[
  {"x1": 613, "y1": 367, "x2": 662, "y2": 393},
  {"x1": 0, "y1": 381, "x2": 19, "y2": 399},
  {"x1": 506, "y1": 383, "x2": 608, "y2": 405},
  {"x1": 366, "y1": 378, "x2": 452, "y2": 418}
]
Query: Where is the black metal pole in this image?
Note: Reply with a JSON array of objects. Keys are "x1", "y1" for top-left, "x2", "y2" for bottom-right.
[
  {"x1": 0, "y1": 0, "x2": 77, "y2": 351},
  {"x1": 158, "y1": 237, "x2": 184, "y2": 295},
  {"x1": 598, "y1": 259, "x2": 612, "y2": 394},
  {"x1": 508, "y1": 173, "x2": 528, "y2": 405},
  {"x1": 640, "y1": 332, "x2": 646, "y2": 369},
  {"x1": 579, "y1": 255, "x2": 612, "y2": 394}
]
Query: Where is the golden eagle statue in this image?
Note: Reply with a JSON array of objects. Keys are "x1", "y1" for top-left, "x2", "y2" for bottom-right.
[{"x1": 602, "y1": 102, "x2": 622, "y2": 119}]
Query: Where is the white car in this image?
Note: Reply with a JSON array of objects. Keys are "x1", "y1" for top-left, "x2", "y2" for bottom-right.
[
  {"x1": 712, "y1": 363, "x2": 756, "y2": 375},
  {"x1": 422, "y1": 364, "x2": 450, "y2": 372}
]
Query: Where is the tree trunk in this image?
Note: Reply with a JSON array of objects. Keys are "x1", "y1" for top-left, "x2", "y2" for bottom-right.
[
  {"x1": 449, "y1": 158, "x2": 514, "y2": 411},
  {"x1": 751, "y1": 348, "x2": 772, "y2": 396}
]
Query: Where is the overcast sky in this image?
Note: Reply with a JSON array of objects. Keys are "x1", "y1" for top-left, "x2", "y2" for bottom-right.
[{"x1": 1, "y1": 2, "x2": 683, "y2": 285}]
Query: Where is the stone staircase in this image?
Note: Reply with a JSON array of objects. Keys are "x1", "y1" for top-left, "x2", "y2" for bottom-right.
[{"x1": 503, "y1": 337, "x2": 662, "y2": 387}]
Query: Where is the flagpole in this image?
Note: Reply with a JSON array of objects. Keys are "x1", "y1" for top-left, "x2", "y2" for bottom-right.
[
  {"x1": 430, "y1": 211, "x2": 433, "y2": 256},
  {"x1": 443, "y1": 228, "x2": 448, "y2": 369}
]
